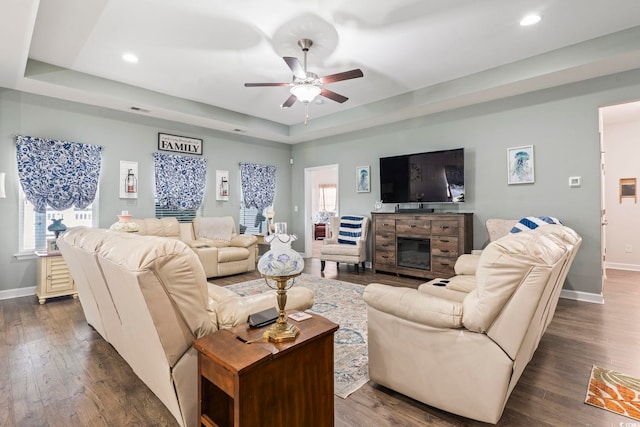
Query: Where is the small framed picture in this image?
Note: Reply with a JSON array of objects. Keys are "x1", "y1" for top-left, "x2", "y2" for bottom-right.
[
  {"x1": 619, "y1": 177, "x2": 637, "y2": 203},
  {"x1": 507, "y1": 145, "x2": 535, "y2": 184},
  {"x1": 46, "y1": 238, "x2": 60, "y2": 254},
  {"x1": 356, "y1": 165, "x2": 370, "y2": 193}
]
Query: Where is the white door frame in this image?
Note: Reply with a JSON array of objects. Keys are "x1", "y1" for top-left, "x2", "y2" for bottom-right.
[
  {"x1": 599, "y1": 107, "x2": 608, "y2": 283},
  {"x1": 303, "y1": 164, "x2": 339, "y2": 258}
]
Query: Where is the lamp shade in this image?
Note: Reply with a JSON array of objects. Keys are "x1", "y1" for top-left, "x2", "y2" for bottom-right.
[
  {"x1": 47, "y1": 218, "x2": 67, "y2": 238},
  {"x1": 290, "y1": 84, "x2": 321, "y2": 103},
  {"x1": 0, "y1": 172, "x2": 5, "y2": 198},
  {"x1": 257, "y1": 233, "x2": 304, "y2": 276}
]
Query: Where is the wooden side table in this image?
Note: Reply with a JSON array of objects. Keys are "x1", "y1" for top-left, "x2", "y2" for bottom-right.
[
  {"x1": 35, "y1": 252, "x2": 78, "y2": 304},
  {"x1": 193, "y1": 313, "x2": 338, "y2": 427}
]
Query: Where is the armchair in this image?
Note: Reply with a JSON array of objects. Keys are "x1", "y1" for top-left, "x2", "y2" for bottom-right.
[{"x1": 320, "y1": 215, "x2": 369, "y2": 273}]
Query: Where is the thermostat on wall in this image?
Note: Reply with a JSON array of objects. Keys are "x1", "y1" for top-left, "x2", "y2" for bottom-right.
[{"x1": 569, "y1": 176, "x2": 581, "y2": 187}]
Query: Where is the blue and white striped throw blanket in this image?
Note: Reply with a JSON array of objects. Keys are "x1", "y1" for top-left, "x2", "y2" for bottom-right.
[
  {"x1": 338, "y1": 215, "x2": 366, "y2": 245},
  {"x1": 510, "y1": 216, "x2": 562, "y2": 233}
]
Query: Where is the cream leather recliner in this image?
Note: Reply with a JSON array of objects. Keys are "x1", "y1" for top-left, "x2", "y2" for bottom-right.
[
  {"x1": 363, "y1": 224, "x2": 581, "y2": 424},
  {"x1": 320, "y1": 215, "x2": 370, "y2": 273},
  {"x1": 131, "y1": 216, "x2": 257, "y2": 278},
  {"x1": 58, "y1": 226, "x2": 314, "y2": 427}
]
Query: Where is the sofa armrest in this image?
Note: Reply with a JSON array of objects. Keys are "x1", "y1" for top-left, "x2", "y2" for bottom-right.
[
  {"x1": 207, "y1": 282, "x2": 240, "y2": 303},
  {"x1": 215, "y1": 287, "x2": 314, "y2": 329},
  {"x1": 364, "y1": 283, "x2": 463, "y2": 329},
  {"x1": 230, "y1": 235, "x2": 258, "y2": 248},
  {"x1": 454, "y1": 254, "x2": 480, "y2": 275}
]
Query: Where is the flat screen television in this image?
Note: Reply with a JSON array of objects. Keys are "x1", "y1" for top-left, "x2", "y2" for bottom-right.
[{"x1": 379, "y1": 148, "x2": 464, "y2": 203}]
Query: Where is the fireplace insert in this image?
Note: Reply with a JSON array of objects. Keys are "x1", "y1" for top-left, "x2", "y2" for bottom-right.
[{"x1": 397, "y1": 237, "x2": 430, "y2": 271}]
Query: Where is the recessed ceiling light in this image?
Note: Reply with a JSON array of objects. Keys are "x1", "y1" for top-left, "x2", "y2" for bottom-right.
[
  {"x1": 520, "y1": 14, "x2": 542, "y2": 26},
  {"x1": 122, "y1": 53, "x2": 139, "y2": 63}
]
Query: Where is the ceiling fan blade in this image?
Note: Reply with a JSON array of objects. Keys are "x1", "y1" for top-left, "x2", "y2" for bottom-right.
[
  {"x1": 320, "y1": 69, "x2": 363, "y2": 84},
  {"x1": 283, "y1": 57, "x2": 307, "y2": 79},
  {"x1": 281, "y1": 94, "x2": 297, "y2": 109},
  {"x1": 244, "y1": 82, "x2": 290, "y2": 87},
  {"x1": 320, "y1": 88, "x2": 348, "y2": 103}
]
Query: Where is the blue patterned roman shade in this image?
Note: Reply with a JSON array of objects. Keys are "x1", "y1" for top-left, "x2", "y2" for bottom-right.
[
  {"x1": 240, "y1": 162, "x2": 276, "y2": 210},
  {"x1": 16, "y1": 135, "x2": 102, "y2": 213},
  {"x1": 154, "y1": 152, "x2": 207, "y2": 210}
]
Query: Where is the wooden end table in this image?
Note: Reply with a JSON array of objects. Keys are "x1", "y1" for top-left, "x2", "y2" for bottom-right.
[{"x1": 193, "y1": 312, "x2": 338, "y2": 427}]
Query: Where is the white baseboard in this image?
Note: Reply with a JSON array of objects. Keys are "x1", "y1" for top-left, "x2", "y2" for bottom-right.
[
  {"x1": 0, "y1": 286, "x2": 36, "y2": 301},
  {"x1": 559, "y1": 289, "x2": 604, "y2": 304},
  {"x1": 605, "y1": 262, "x2": 640, "y2": 271}
]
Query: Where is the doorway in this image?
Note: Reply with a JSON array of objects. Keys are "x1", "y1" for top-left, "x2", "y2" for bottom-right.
[
  {"x1": 599, "y1": 100, "x2": 640, "y2": 290},
  {"x1": 304, "y1": 164, "x2": 339, "y2": 258}
]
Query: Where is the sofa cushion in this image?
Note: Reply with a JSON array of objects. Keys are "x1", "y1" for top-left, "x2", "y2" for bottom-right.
[
  {"x1": 462, "y1": 230, "x2": 566, "y2": 333},
  {"x1": 454, "y1": 254, "x2": 480, "y2": 276},
  {"x1": 98, "y1": 235, "x2": 216, "y2": 340},
  {"x1": 218, "y1": 247, "x2": 250, "y2": 263},
  {"x1": 132, "y1": 217, "x2": 181, "y2": 238},
  {"x1": 194, "y1": 216, "x2": 235, "y2": 242},
  {"x1": 364, "y1": 283, "x2": 463, "y2": 328}
]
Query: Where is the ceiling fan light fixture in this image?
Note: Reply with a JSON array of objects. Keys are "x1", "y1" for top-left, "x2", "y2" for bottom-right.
[{"x1": 290, "y1": 84, "x2": 321, "y2": 103}]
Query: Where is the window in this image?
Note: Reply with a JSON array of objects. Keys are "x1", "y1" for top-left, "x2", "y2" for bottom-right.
[
  {"x1": 154, "y1": 199, "x2": 200, "y2": 223},
  {"x1": 19, "y1": 191, "x2": 97, "y2": 254},
  {"x1": 239, "y1": 204, "x2": 267, "y2": 235},
  {"x1": 319, "y1": 184, "x2": 337, "y2": 212}
]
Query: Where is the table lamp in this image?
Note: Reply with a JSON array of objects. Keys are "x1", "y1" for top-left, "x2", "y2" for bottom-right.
[
  {"x1": 47, "y1": 217, "x2": 67, "y2": 238},
  {"x1": 257, "y1": 224, "x2": 304, "y2": 342}
]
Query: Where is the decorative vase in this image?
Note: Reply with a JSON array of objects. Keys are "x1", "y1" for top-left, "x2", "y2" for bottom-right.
[{"x1": 109, "y1": 213, "x2": 139, "y2": 232}]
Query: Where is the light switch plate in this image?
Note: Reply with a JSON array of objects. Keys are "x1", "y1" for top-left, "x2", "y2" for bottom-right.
[{"x1": 569, "y1": 176, "x2": 581, "y2": 187}]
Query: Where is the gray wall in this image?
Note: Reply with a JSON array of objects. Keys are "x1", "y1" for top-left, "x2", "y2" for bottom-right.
[
  {"x1": 291, "y1": 69, "x2": 640, "y2": 297},
  {"x1": 4, "y1": 68, "x2": 640, "y2": 297},
  {"x1": 0, "y1": 89, "x2": 292, "y2": 293}
]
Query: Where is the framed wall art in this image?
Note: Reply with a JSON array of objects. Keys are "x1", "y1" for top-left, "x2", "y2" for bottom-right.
[
  {"x1": 507, "y1": 145, "x2": 534, "y2": 185},
  {"x1": 356, "y1": 165, "x2": 370, "y2": 193},
  {"x1": 216, "y1": 170, "x2": 229, "y2": 201},
  {"x1": 119, "y1": 160, "x2": 138, "y2": 199},
  {"x1": 619, "y1": 177, "x2": 637, "y2": 203},
  {"x1": 158, "y1": 133, "x2": 203, "y2": 155}
]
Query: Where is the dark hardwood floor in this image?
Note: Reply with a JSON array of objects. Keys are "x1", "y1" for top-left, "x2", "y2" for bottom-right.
[{"x1": 1, "y1": 261, "x2": 638, "y2": 426}]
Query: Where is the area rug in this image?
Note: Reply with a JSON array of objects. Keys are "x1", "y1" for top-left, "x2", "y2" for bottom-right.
[
  {"x1": 585, "y1": 365, "x2": 640, "y2": 421},
  {"x1": 225, "y1": 273, "x2": 369, "y2": 399}
]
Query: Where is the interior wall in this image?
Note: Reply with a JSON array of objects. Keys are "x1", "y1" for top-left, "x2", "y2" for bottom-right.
[
  {"x1": 603, "y1": 116, "x2": 640, "y2": 270},
  {"x1": 0, "y1": 89, "x2": 292, "y2": 293},
  {"x1": 291, "y1": 69, "x2": 640, "y2": 298}
]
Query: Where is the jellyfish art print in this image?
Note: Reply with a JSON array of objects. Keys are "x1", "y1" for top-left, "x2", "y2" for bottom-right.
[{"x1": 508, "y1": 146, "x2": 534, "y2": 183}]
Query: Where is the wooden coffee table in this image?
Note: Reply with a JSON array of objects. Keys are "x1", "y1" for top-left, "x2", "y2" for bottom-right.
[{"x1": 193, "y1": 312, "x2": 339, "y2": 427}]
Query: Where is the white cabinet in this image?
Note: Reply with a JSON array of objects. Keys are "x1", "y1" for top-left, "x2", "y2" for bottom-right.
[{"x1": 35, "y1": 253, "x2": 77, "y2": 304}]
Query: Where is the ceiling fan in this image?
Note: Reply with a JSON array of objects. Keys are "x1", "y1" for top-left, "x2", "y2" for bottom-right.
[{"x1": 244, "y1": 38, "x2": 363, "y2": 123}]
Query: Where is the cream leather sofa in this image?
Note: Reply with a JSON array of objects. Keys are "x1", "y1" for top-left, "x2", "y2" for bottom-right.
[
  {"x1": 364, "y1": 224, "x2": 581, "y2": 423},
  {"x1": 131, "y1": 216, "x2": 257, "y2": 278},
  {"x1": 57, "y1": 226, "x2": 314, "y2": 427}
]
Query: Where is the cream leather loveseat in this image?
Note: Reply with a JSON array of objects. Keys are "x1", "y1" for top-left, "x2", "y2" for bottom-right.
[
  {"x1": 131, "y1": 216, "x2": 257, "y2": 278},
  {"x1": 364, "y1": 224, "x2": 581, "y2": 423},
  {"x1": 57, "y1": 226, "x2": 314, "y2": 427}
]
